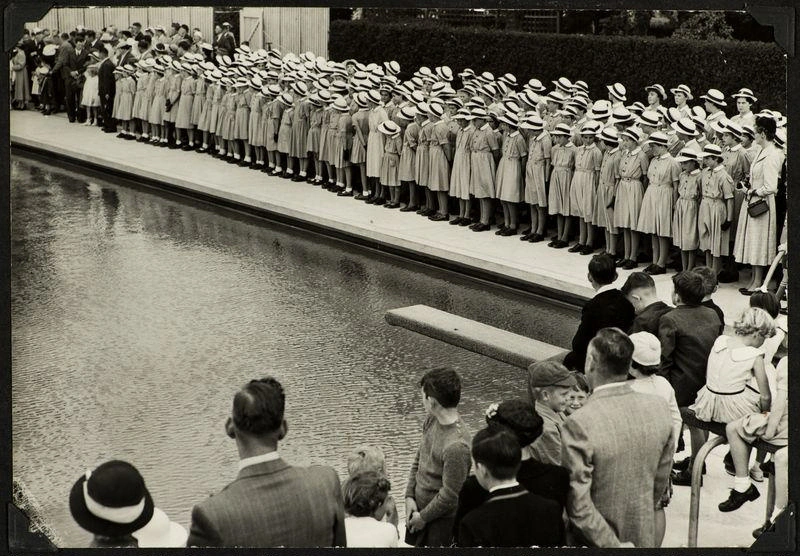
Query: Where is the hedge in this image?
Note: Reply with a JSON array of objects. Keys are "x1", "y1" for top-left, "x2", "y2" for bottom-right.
[{"x1": 329, "y1": 20, "x2": 786, "y2": 112}]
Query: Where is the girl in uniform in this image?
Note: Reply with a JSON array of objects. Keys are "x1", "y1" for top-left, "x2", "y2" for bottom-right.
[
  {"x1": 316, "y1": 90, "x2": 331, "y2": 183},
  {"x1": 366, "y1": 90, "x2": 389, "y2": 203},
  {"x1": 698, "y1": 144, "x2": 735, "y2": 275},
  {"x1": 468, "y1": 107, "x2": 501, "y2": 232},
  {"x1": 614, "y1": 128, "x2": 649, "y2": 269},
  {"x1": 426, "y1": 102, "x2": 452, "y2": 221},
  {"x1": 448, "y1": 108, "x2": 473, "y2": 226},
  {"x1": 115, "y1": 65, "x2": 135, "y2": 139},
  {"x1": 266, "y1": 85, "x2": 286, "y2": 175},
  {"x1": 413, "y1": 103, "x2": 432, "y2": 214},
  {"x1": 593, "y1": 126, "x2": 622, "y2": 259},
  {"x1": 190, "y1": 65, "x2": 207, "y2": 149},
  {"x1": 276, "y1": 91, "x2": 295, "y2": 176},
  {"x1": 720, "y1": 121, "x2": 750, "y2": 240},
  {"x1": 637, "y1": 131, "x2": 681, "y2": 275},
  {"x1": 247, "y1": 78, "x2": 265, "y2": 167},
  {"x1": 305, "y1": 93, "x2": 323, "y2": 183},
  {"x1": 547, "y1": 123, "x2": 576, "y2": 248},
  {"x1": 219, "y1": 79, "x2": 239, "y2": 162},
  {"x1": 234, "y1": 78, "x2": 252, "y2": 164},
  {"x1": 398, "y1": 105, "x2": 421, "y2": 211},
  {"x1": 289, "y1": 82, "x2": 310, "y2": 180},
  {"x1": 333, "y1": 95, "x2": 354, "y2": 195},
  {"x1": 350, "y1": 92, "x2": 370, "y2": 196},
  {"x1": 131, "y1": 62, "x2": 149, "y2": 141},
  {"x1": 568, "y1": 121, "x2": 602, "y2": 254},
  {"x1": 670, "y1": 84, "x2": 693, "y2": 118},
  {"x1": 175, "y1": 64, "x2": 196, "y2": 150},
  {"x1": 494, "y1": 111, "x2": 526, "y2": 236},
  {"x1": 672, "y1": 148, "x2": 702, "y2": 271},
  {"x1": 520, "y1": 114, "x2": 550, "y2": 242},
  {"x1": 147, "y1": 64, "x2": 167, "y2": 145},
  {"x1": 730, "y1": 88, "x2": 757, "y2": 129},
  {"x1": 165, "y1": 61, "x2": 182, "y2": 147},
  {"x1": 197, "y1": 70, "x2": 218, "y2": 153},
  {"x1": 378, "y1": 120, "x2": 404, "y2": 207},
  {"x1": 325, "y1": 94, "x2": 341, "y2": 190}
]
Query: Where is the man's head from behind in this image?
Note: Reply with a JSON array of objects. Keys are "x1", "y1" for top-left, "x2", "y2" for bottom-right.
[
  {"x1": 585, "y1": 328, "x2": 634, "y2": 389},
  {"x1": 471, "y1": 427, "x2": 521, "y2": 491},
  {"x1": 419, "y1": 367, "x2": 461, "y2": 413},
  {"x1": 226, "y1": 377, "x2": 286, "y2": 447},
  {"x1": 692, "y1": 266, "x2": 718, "y2": 299},
  {"x1": 621, "y1": 271, "x2": 658, "y2": 314},
  {"x1": 672, "y1": 271, "x2": 705, "y2": 306},
  {"x1": 587, "y1": 253, "x2": 617, "y2": 290}
]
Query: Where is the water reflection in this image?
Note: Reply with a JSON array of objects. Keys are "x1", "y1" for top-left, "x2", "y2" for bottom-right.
[{"x1": 11, "y1": 156, "x2": 578, "y2": 547}]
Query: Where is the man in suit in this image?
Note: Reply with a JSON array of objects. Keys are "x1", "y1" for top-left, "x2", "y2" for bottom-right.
[
  {"x1": 187, "y1": 377, "x2": 346, "y2": 547},
  {"x1": 85, "y1": 29, "x2": 102, "y2": 52},
  {"x1": 457, "y1": 427, "x2": 564, "y2": 547},
  {"x1": 94, "y1": 48, "x2": 115, "y2": 132},
  {"x1": 64, "y1": 33, "x2": 90, "y2": 122},
  {"x1": 563, "y1": 254, "x2": 635, "y2": 372},
  {"x1": 216, "y1": 22, "x2": 237, "y2": 57},
  {"x1": 116, "y1": 39, "x2": 137, "y2": 69},
  {"x1": 562, "y1": 328, "x2": 675, "y2": 548}
]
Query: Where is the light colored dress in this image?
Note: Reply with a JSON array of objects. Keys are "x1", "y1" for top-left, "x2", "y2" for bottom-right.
[
  {"x1": 735, "y1": 356, "x2": 787, "y2": 447},
  {"x1": 569, "y1": 143, "x2": 602, "y2": 219},
  {"x1": 265, "y1": 99, "x2": 284, "y2": 151},
  {"x1": 219, "y1": 91, "x2": 237, "y2": 141},
  {"x1": 247, "y1": 91, "x2": 264, "y2": 146},
  {"x1": 672, "y1": 169, "x2": 701, "y2": 251},
  {"x1": 306, "y1": 106, "x2": 322, "y2": 154},
  {"x1": 637, "y1": 153, "x2": 680, "y2": 236},
  {"x1": 147, "y1": 76, "x2": 166, "y2": 125},
  {"x1": 449, "y1": 124, "x2": 474, "y2": 200},
  {"x1": 115, "y1": 76, "x2": 134, "y2": 121},
  {"x1": 344, "y1": 516, "x2": 398, "y2": 548},
  {"x1": 724, "y1": 144, "x2": 751, "y2": 237},
  {"x1": 81, "y1": 74, "x2": 100, "y2": 107},
  {"x1": 547, "y1": 142, "x2": 575, "y2": 216},
  {"x1": 398, "y1": 121, "x2": 419, "y2": 183},
  {"x1": 139, "y1": 73, "x2": 156, "y2": 121},
  {"x1": 233, "y1": 89, "x2": 251, "y2": 140},
  {"x1": 366, "y1": 106, "x2": 389, "y2": 177},
  {"x1": 326, "y1": 110, "x2": 340, "y2": 165},
  {"x1": 415, "y1": 121, "x2": 431, "y2": 187},
  {"x1": 691, "y1": 335, "x2": 765, "y2": 423},
  {"x1": 524, "y1": 130, "x2": 551, "y2": 207},
  {"x1": 427, "y1": 120, "x2": 451, "y2": 191},
  {"x1": 495, "y1": 131, "x2": 527, "y2": 203},
  {"x1": 698, "y1": 166, "x2": 734, "y2": 257},
  {"x1": 277, "y1": 105, "x2": 293, "y2": 154},
  {"x1": 614, "y1": 147, "x2": 649, "y2": 229},
  {"x1": 333, "y1": 111, "x2": 352, "y2": 169},
  {"x1": 317, "y1": 107, "x2": 330, "y2": 162},
  {"x1": 130, "y1": 72, "x2": 147, "y2": 118},
  {"x1": 593, "y1": 147, "x2": 621, "y2": 232},
  {"x1": 350, "y1": 109, "x2": 369, "y2": 163},
  {"x1": 197, "y1": 82, "x2": 215, "y2": 132},
  {"x1": 175, "y1": 76, "x2": 195, "y2": 129},
  {"x1": 733, "y1": 143, "x2": 783, "y2": 266},
  {"x1": 165, "y1": 72, "x2": 181, "y2": 123},
  {"x1": 469, "y1": 123, "x2": 499, "y2": 199},
  {"x1": 380, "y1": 134, "x2": 403, "y2": 186},
  {"x1": 11, "y1": 49, "x2": 29, "y2": 103},
  {"x1": 190, "y1": 78, "x2": 206, "y2": 127},
  {"x1": 290, "y1": 99, "x2": 311, "y2": 158}
]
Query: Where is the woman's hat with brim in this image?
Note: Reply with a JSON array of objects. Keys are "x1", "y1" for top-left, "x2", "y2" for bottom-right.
[
  {"x1": 132, "y1": 508, "x2": 188, "y2": 548},
  {"x1": 436, "y1": 65, "x2": 453, "y2": 82},
  {"x1": 710, "y1": 117, "x2": 730, "y2": 134},
  {"x1": 664, "y1": 106, "x2": 682, "y2": 125},
  {"x1": 722, "y1": 120, "x2": 744, "y2": 139},
  {"x1": 637, "y1": 110, "x2": 661, "y2": 128},
  {"x1": 646, "y1": 131, "x2": 669, "y2": 147},
  {"x1": 398, "y1": 105, "x2": 418, "y2": 120},
  {"x1": 42, "y1": 44, "x2": 58, "y2": 56},
  {"x1": 545, "y1": 90, "x2": 568, "y2": 105},
  {"x1": 447, "y1": 97, "x2": 465, "y2": 109},
  {"x1": 458, "y1": 68, "x2": 475, "y2": 79},
  {"x1": 580, "y1": 120, "x2": 602, "y2": 136},
  {"x1": 467, "y1": 106, "x2": 488, "y2": 120},
  {"x1": 249, "y1": 76, "x2": 263, "y2": 90},
  {"x1": 552, "y1": 76, "x2": 573, "y2": 93},
  {"x1": 452, "y1": 107, "x2": 470, "y2": 121},
  {"x1": 645, "y1": 83, "x2": 667, "y2": 100},
  {"x1": 775, "y1": 128, "x2": 786, "y2": 148},
  {"x1": 572, "y1": 80, "x2": 589, "y2": 96},
  {"x1": 519, "y1": 113, "x2": 544, "y2": 131},
  {"x1": 384, "y1": 60, "x2": 401, "y2": 76},
  {"x1": 353, "y1": 92, "x2": 369, "y2": 108},
  {"x1": 498, "y1": 111, "x2": 519, "y2": 128},
  {"x1": 317, "y1": 89, "x2": 332, "y2": 103},
  {"x1": 485, "y1": 399, "x2": 544, "y2": 448},
  {"x1": 69, "y1": 461, "x2": 155, "y2": 538},
  {"x1": 701, "y1": 144, "x2": 724, "y2": 158},
  {"x1": 365, "y1": 89, "x2": 381, "y2": 105},
  {"x1": 671, "y1": 117, "x2": 699, "y2": 137},
  {"x1": 700, "y1": 88, "x2": 727, "y2": 107},
  {"x1": 741, "y1": 123, "x2": 756, "y2": 139},
  {"x1": 628, "y1": 101, "x2": 646, "y2": 116},
  {"x1": 670, "y1": 84, "x2": 693, "y2": 100},
  {"x1": 278, "y1": 91, "x2": 294, "y2": 106},
  {"x1": 378, "y1": 120, "x2": 401, "y2": 136},
  {"x1": 675, "y1": 147, "x2": 701, "y2": 163},
  {"x1": 478, "y1": 71, "x2": 495, "y2": 83},
  {"x1": 551, "y1": 123, "x2": 572, "y2": 136},
  {"x1": 606, "y1": 82, "x2": 627, "y2": 101},
  {"x1": 331, "y1": 96, "x2": 349, "y2": 112},
  {"x1": 609, "y1": 106, "x2": 634, "y2": 124},
  {"x1": 290, "y1": 81, "x2": 308, "y2": 96},
  {"x1": 598, "y1": 125, "x2": 619, "y2": 144},
  {"x1": 428, "y1": 102, "x2": 445, "y2": 119},
  {"x1": 731, "y1": 87, "x2": 757, "y2": 103},
  {"x1": 526, "y1": 78, "x2": 546, "y2": 93},
  {"x1": 620, "y1": 127, "x2": 642, "y2": 143}
]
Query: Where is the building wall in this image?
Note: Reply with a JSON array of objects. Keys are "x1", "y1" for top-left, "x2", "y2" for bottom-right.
[{"x1": 242, "y1": 7, "x2": 329, "y2": 57}]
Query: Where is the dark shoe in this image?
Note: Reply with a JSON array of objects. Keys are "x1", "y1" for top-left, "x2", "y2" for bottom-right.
[
  {"x1": 518, "y1": 227, "x2": 531, "y2": 237},
  {"x1": 116, "y1": 132, "x2": 126, "y2": 139},
  {"x1": 419, "y1": 207, "x2": 434, "y2": 216},
  {"x1": 579, "y1": 244, "x2": 595, "y2": 255},
  {"x1": 499, "y1": 227, "x2": 517, "y2": 236},
  {"x1": 550, "y1": 234, "x2": 559, "y2": 242},
  {"x1": 471, "y1": 223, "x2": 490, "y2": 232},
  {"x1": 429, "y1": 213, "x2": 448, "y2": 221},
  {"x1": 459, "y1": 218, "x2": 473, "y2": 227},
  {"x1": 529, "y1": 233, "x2": 544, "y2": 243},
  {"x1": 364, "y1": 197, "x2": 377, "y2": 204},
  {"x1": 450, "y1": 217, "x2": 464, "y2": 225},
  {"x1": 568, "y1": 243, "x2": 584, "y2": 253},
  {"x1": 553, "y1": 240, "x2": 569, "y2": 249},
  {"x1": 181, "y1": 144, "x2": 193, "y2": 151},
  {"x1": 622, "y1": 259, "x2": 639, "y2": 270},
  {"x1": 741, "y1": 289, "x2": 757, "y2": 296},
  {"x1": 337, "y1": 190, "x2": 353, "y2": 197},
  {"x1": 759, "y1": 460, "x2": 775, "y2": 476},
  {"x1": 615, "y1": 257, "x2": 628, "y2": 268},
  {"x1": 646, "y1": 265, "x2": 666, "y2": 276},
  {"x1": 291, "y1": 175, "x2": 305, "y2": 182},
  {"x1": 399, "y1": 205, "x2": 417, "y2": 212},
  {"x1": 752, "y1": 520, "x2": 774, "y2": 539},
  {"x1": 671, "y1": 468, "x2": 702, "y2": 487},
  {"x1": 718, "y1": 485, "x2": 760, "y2": 512},
  {"x1": 673, "y1": 457, "x2": 706, "y2": 474},
  {"x1": 385, "y1": 202, "x2": 400, "y2": 209},
  {"x1": 373, "y1": 197, "x2": 386, "y2": 206},
  {"x1": 520, "y1": 232, "x2": 533, "y2": 241},
  {"x1": 495, "y1": 226, "x2": 506, "y2": 235}
]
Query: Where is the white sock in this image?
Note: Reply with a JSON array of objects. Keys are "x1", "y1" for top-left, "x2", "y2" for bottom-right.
[
  {"x1": 285, "y1": 169, "x2": 293, "y2": 175},
  {"x1": 315, "y1": 174, "x2": 322, "y2": 180},
  {"x1": 345, "y1": 187, "x2": 353, "y2": 193},
  {"x1": 299, "y1": 171, "x2": 307, "y2": 177},
  {"x1": 733, "y1": 476, "x2": 751, "y2": 493},
  {"x1": 336, "y1": 182, "x2": 344, "y2": 187},
  {"x1": 771, "y1": 507, "x2": 784, "y2": 523},
  {"x1": 244, "y1": 156, "x2": 251, "y2": 162},
  {"x1": 201, "y1": 143, "x2": 207, "y2": 149},
  {"x1": 275, "y1": 166, "x2": 282, "y2": 172}
]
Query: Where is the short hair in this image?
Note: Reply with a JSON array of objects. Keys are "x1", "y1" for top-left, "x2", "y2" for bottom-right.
[
  {"x1": 419, "y1": 367, "x2": 461, "y2": 408},
  {"x1": 588, "y1": 253, "x2": 617, "y2": 286},
  {"x1": 85, "y1": 29, "x2": 96, "y2": 38},
  {"x1": 734, "y1": 307, "x2": 776, "y2": 338},
  {"x1": 74, "y1": 33, "x2": 86, "y2": 42},
  {"x1": 180, "y1": 24, "x2": 190, "y2": 32},
  {"x1": 572, "y1": 372, "x2": 590, "y2": 393},
  {"x1": 231, "y1": 377, "x2": 285, "y2": 435},
  {"x1": 588, "y1": 327, "x2": 634, "y2": 377},
  {"x1": 343, "y1": 471, "x2": 391, "y2": 517},
  {"x1": 120, "y1": 30, "x2": 132, "y2": 39},
  {"x1": 750, "y1": 291, "x2": 780, "y2": 319},
  {"x1": 692, "y1": 266, "x2": 718, "y2": 295},
  {"x1": 621, "y1": 271, "x2": 655, "y2": 295},
  {"x1": 672, "y1": 271, "x2": 705, "y2": 306},
  {"x1": 755, "y1": 116, "x2": 777, "y2": 141},
  {"x1": 131, "y1": 22, "x2": 141, "y2": 28},
  {"x1": 178, "y1": 39, "x2": 192, "y2": 51},
  {"x1": 171, "y1": 22, "x2": 181, "y2": 30},
  {"x1": 93, "y1": 47, "x2": 108, "y2": 57},
  {"x1": 471, "y1": 427, "x2": 521, "y2": 480},
  {"x1": 60, "y1": 32, "x2": 70, "y2": 40},
  {"x1": 347, "y1": 445, "x2": 386, "y2": 476},
  {"x1": 137, "y1": 39, "x2": 148, "y2": 50}
]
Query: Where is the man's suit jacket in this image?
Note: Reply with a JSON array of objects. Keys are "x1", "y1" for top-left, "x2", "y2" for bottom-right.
[
  {"x1": 52, "y1": 41, "x2": 75, "y2": 78},
  {"x1": 98, "y1": 58, "x2": 115, "y2": 97},
  {"x1": 564, "y1": 289, "x2": 635, "y2": 372},
  {"x1": 116, "y1": 49, "x2": 136, "y2": 69},
  {"x1": 216, "y1": 31, "x2": 236, "y2": 56},
  {"x1": 457, "y1": 484, "x2": 564, "y2": 547},
  {"x1": 187, "y1": 458, "x2": 346, "y2": 547},
  {"x1": 561, "y1": 383, "x2": 675, "y2": 548}
]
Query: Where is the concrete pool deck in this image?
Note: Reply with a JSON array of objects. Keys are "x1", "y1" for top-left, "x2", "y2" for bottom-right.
[{"x1": 10, "y1": 110, "x2": 762, "y2": 325}]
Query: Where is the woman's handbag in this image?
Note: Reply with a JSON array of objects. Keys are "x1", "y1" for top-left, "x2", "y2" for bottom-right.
[{"x1": 748, "y1": 197, "x2": 769, "y2": 218}]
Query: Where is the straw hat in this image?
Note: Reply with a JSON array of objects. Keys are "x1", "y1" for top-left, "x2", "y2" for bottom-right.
[
  {"x1": 378, "y1": 120, "x2": 401, "y2": 136},
  {"x1": 700, "y1": 88, "x2": 727, "y2": 107},
  {"x1": 670, "y1": 84, "x2": 693, "y2": 100},
  {"x1": 731, "y1": 87, "x2": 757, "y2": 103},
  {"x1": 606, "y1": 82, "x2": 627, "y2": 101},
  {"x1": 671, "y1": 117, "x2": 700, "y2": 137},
  {"x1": 675, "y1": 147, "x2": 700, "y2": 163}
]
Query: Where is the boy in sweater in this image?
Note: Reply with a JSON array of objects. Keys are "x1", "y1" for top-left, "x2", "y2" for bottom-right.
[{"x1": 405, "y1": 367, "x2": 472, "y2": 547}]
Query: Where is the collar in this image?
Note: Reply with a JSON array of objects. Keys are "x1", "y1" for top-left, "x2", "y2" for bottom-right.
[
  {"x1": 730, "y1": 144, "x2": 742, "y2": 151},
  {"x1": 707, "y1": 110, "x2": 723, "y2": 120},
  {"x1": 697, "y1": 137, "x2": 707, "y2": 145},
  {"x1": 592, "y1": 381, "x2": 629, "y2": 394},
  {"x1": 595, "y1": 283, "x2": 617, "y2": 296},
  {"x1": 420, "y1": 119, "x2": 430, "y2": 128},
  {"x1": 628, "y1": 146, "x2": 641, "y2": 155},
  {"x1": 658, "y1": 152, "x2": 670, "y2": 160},
  {"x1": 565, "y1": 140, "x2": 574, "y2": 147},
  {"x1": 712, "y1": 165, "x2": 724, "y2": 173},
  {"x1": 509, "y1": 130, "x2": 520, "y2": 138},
  {"x1": 489, "y1": 481, "x2": 520, "y2": 493},
  {"x1": 534, "y1": 401, "x2": 562, "y2": 422},
  {"x1": 238, "y1": 451, "x2": 280, "y2": 472},
  {"x1": 608, "y1": 146, "x2": 619, "y2": 155},
  {"x1": 480, "y1": 122, "x2": 490, "y2": 131},
  {"x1": 689, "y1": 168, "x2": 701, "y2": 176},
  {"x1": 535, "y1": 130, "x2": 547, "y2": 141}
]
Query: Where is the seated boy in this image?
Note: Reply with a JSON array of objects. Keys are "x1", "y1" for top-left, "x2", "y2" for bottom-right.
[
  {"x1": 621, "y1": 272, "x2": 673, "y2": 336},
  {"x1": 524, "y1": 361, "x2": 576, "y2": 465},
  {"x1": 692, "y1": 266, "x2": 725, "y2": 334},
  {"x1": 347, "y1": 445, "x2": 398, "y2": 527},
  {"x1": 457, "y1": 427, "x2": 564, "y2": 547}
]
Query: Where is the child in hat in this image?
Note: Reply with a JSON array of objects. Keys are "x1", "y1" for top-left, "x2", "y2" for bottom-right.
[
  {"x1": 524, "y1": 360, "x2": 576, "y2": 465},
  {"x1": 398, "y1": 106, "x2": 422, "y2": 210},
  {"x1": 350, "y1": 92, "x2": 370, "y2": 193},
  {"x1": 164, "y1": 62, "x2": 182, "y2": 147},
  {"x1": 426, "y1": 103, "x2": 452, "y2": 221},
  {"x1": 233, "y1": 79, "x2": 252, "y2": 163},
  {"x1": 334, "y1": 96, "x2": 355, "y2": 194},
  {"x1": 115, "y1": 66, "x2": 135, "y2": 139},
  {"x1": 266, "y1": 85, "x2": 286, "y2": 174},
  {"x1": 246, "y1": 80, "x2": 265, "y2": 166},
  {"x1": 190, "y1": 67, "x2": 207, "y2": 146},
  {"x1": 218, "y1": 80, "x2": 237, "y2": 159},
  {"x1": 80, "y1": 63, "x2": 101, "y2": 126},
  {"x1": 378, "y1": 120, "x2": 403, "y2": 206},
  {"x1": 414, "y1": 104, "x2": 432, "y2": 214},
  {"x1": 448, "y1": 108, "x2": 474, "y2": 225},
  {"x1": 289, "y1": 83, "x2": 311, "y2": 179},
  {"x1": 698, "y1": 144, "x2": 735, "y2": 274},
  {"x1": 672, "y1": 148, "x2": 702, "y2": 270},
  {"x1": 520, "y1": 115, "x2": 551, "y2": 242},
  {"x1": 670, "y1": 85, "x2": 692, "y2": 118},
  {"x1": 175, "y1": 65, "x2": 196, "y2": 150},
  {"x1": 494, "y1": 112, "x2": 526, "y2": 235},
  {"x1": 315, "y1": 92, "x2": 332, "y2": 181},
  {"x1": 614, "y1": 129, "x2": 649, "y2": 269},
  {"x1": 366, "y1": 90, "x2": 390, "y2": 203},
  {"x1": 568, "y1": 122, "x2": 603, "y2": 254},
  {"x1": 305, "y1": 92, "x2": 324, "y2": 182},
  {"x1": 593, "y1": 127, "x2": 622, "y2": 259},
  {"x1": 130, "y1": 64, "x2": 149, "y2": 139},
  {"x1": 211, "y1": 76, "x2": 228, "y2": 154},
  {"x1": 627, "y1": 331, "x2": 681, "y2": 547},
  {"x1": 197, "y1": 71, "x2": 218, "y2": 152},
  {"x1": 140, "y1": 64, "x2": 159, "y2": 141},
  {"x1": 546, "y1": 123, "x2": 575, "y2": 248},
  {"x1": 325, "y1": 96, "x2": 342, "y2": 189},
  {"x1": 276, "y1": 92, "x2": 295, "y2": 176},
  {"x1": 147, "y1": 65, "x2": 168, "y2": 145},
  {"x1": 637, "y1": 132, "x2": 681, "y2": 275},
  {"x1": 730, "y1": 88, "x2": 757, "y2": 129},
  {"x1": 468, "y1": 109, "x2": 501, "y2": 232}
]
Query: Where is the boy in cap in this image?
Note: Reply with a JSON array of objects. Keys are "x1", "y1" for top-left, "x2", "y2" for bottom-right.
[{"x1": 524, "y1": 360, "x2": 576, "y2": 465}]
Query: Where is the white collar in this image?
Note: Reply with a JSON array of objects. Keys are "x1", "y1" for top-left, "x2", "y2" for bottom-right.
[
  {"x1": 420, "y1": 119, "x2": 430, "y2": 128},
  {"x1": 595, "y1": 283, "x2": 617, "y2": 296},
  {"x1": 480, "y1": 122, "x2": 490, "y2": 131},
  {"x1": 238, "y1": 451, "x2": 280, "y2": 472},
  {"x1": 689, "y1": 168, "x2": 701, "y2": 176},
  {"x1": 592, "y1": 381, "x2": 629, "y2": 394},
  {"x1": 535, "y1": 130, "x2": 547, "y2": 141},
  {"x1": 730, "y1": 144, "x2": 742, "y2": 151},
  {"x1": 629, "y1": 146, "x2": 642, "y2": 155},
  {"x1": 509, "y1": 130, "x2": 520, "y2": 138},
  {"x1": 565, "y1": 140, "x2": 574, "y2": 147},
  {"x1": 608, "y1": 146, "x2": 619, "y2": 154},
  {"x1": 489, "y1": 480, "x2": 520, "y2": 493},
  {"x1": 707, "y1": 110, "x2": 723, "y2": 120},
  {"x1": 712, "y1": 165, "x2": 724, "y2": 173},
  {"x1": 658, "y1": 152, "x2": 670, "y2": 160}
]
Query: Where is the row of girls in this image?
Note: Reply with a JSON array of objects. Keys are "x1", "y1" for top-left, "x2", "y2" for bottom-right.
[{"x1": 104, "y1": 52, "x2": 787, "y2": 290}]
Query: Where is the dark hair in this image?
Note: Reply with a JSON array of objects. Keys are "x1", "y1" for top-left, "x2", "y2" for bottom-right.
[
  {"x1": 93, "y1": 47, "x2": 108, "y2": 57},
  {"x1": 142, "y1": 34, "x2": 152, "y2": 45},
  {"x1": 672, "y1": 271, "x2": 705, "y2": 305},
  {"x1": 120, "y1": 30, "x2": 132, "y2": 39},
  {"x1": 692, "y1": 266, "x2": 718, "y2": 296},
  {"x1": 588, "y1": 327, "x2": 634, "y2": 377},
  {"x1": 60, "y1": 32, "x2": 70, "y2": 40},
  {"x1": 755, "y1": 116, "x2": 777, "y2": 141},
  {"x1": 573, "y1": 372, "x2": 590, "y2": 393},
  {"x1": 171, "y1": 22, "x2": 181, "y2": 30},
  {"x1": 343, "y1": 471, "x2": 391, "y2": 517},
  {"x1": 86, "y1": 30, "x2": 96, "y2": 38},
  {"x1": 471, "y1": 427, "x2": 521, "y2": 480},
  {"x1": 419, "y1": 367, "x2": 461, "y2": 408},
  {"x1": 178, "y1": 40, "x2": 192, "y2": 51},
  {"x1": 750, "y1": 291, "x2": 780, "y2": 319},
  {"x1": 485, "y1": 399, "x2": 544, "y2": 447},
  {"x1": 620, "y1": 271, "x2": 655, "y2": 295},
  {"x1": 137, "y1": 39, "x2": 148, "y2": 50},
  {"x1": 131, "y1": 22, "x2": 141, "y2": 28},
  {"x1": 631, "y1": 359, "x2": 660, "y2": 375},
  {"x1": 180, "y1": 24, "x2": 190, "y2": 32},
  {"x1": 588, "y1": 253, "x2": 617, "y2": 286},
  {"x1": 231, "y1": 377, "x2": 285, "y2": 435}
]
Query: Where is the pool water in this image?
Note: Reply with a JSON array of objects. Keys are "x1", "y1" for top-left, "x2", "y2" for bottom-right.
[{"x1": 11, "y1": 156, "x2": 578, "y2": 546}]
